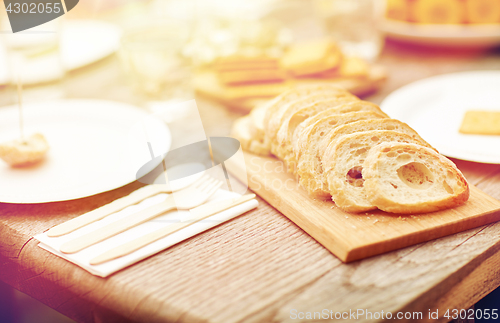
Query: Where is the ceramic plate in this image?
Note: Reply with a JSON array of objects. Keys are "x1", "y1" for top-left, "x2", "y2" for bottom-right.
[
  {"x1": 380, "y1": 19, "x2": 500, "y2": 47},
  {"x1": 0, "y1": 20, "x2": 122, "y2": 84},
  {"x1": 0, "y1": 99, "x2": 171, "y2": 203},
  {"x1": 381, "y1": 71, "x2": 500, "y2": 164}
]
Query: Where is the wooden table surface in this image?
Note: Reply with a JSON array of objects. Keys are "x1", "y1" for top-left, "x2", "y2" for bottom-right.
[{"x1": 1, "y1": 40, "x2": 500, "y2": 323}]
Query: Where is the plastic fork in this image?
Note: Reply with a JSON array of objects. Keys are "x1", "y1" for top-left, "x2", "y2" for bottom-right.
[
  {"x1": 47, "y1": 172, "x2": 204, "y2": 237},
  {"x1": 59, "y1": 176, "x2": 223, "y2": 254}
]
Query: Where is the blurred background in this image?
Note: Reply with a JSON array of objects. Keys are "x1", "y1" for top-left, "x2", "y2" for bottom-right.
[{"x1": 0, "y1": 0, "x2": 499, "y2": 322}]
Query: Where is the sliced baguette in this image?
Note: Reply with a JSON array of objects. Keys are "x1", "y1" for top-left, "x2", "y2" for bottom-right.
[
  {"x1": 291, "y1": 102, "x2": 388, "y2": 152},
  {"x1": 239, "y1": 84, "x2": 354, "y2": 156},
  {"x1": 323, "y1": 130, "x2": 434, "y2": 212},
  {"x1": 262, "y1": 84, "x2": 349, "y2": 137},
  {"x1": 246, "y1": 102, "x2": 273, "y2": 155},
  {"x1": 277, "y1": 101, "x2": 387, "y2": 171},
  {"x1": 363, "y1": 142, "x2": 469, "y2": 214},
  {"x1": 296, "y1": 111, "x2": 388, "y2": 198},
  {"x1": 230, "y1": 115, "x2": 270, "y2": 156},
  {"x1": 317, "y1": 118, "x2": 433, "y2": 159},
  {"x1": 266, "y1": 90, "x2": 357, "y2": 148},
  {"x1": 272, "y1": 97, "x2": 358, "y2": 159}
]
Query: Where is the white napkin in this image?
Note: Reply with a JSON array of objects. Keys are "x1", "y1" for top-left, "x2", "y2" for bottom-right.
[{"x1": 34, "y1": 189, "x2": 258, "y2": 277}]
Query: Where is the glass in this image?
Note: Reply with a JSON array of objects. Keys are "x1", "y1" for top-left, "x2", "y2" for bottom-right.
[
  {"x1": 120, "y1": 21, "x2": 193, "y2": 103},
  {"x1": 1, "y1": 19, "x2": 65, "y2": 103},
  {"x1": 313, "y1": 0, "x2": 384, "y2": 61}
]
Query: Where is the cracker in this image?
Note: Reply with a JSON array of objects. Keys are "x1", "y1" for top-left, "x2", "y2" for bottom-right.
[
  {"x1": 459, "y1": 110, "x2": 500, "y2": 135},
  {"x1": 218, "y1": 68, "x2": 286, "y2": 85},
  {"x1": 280, "y1": 40, "x2": 341, "y2": 76}
]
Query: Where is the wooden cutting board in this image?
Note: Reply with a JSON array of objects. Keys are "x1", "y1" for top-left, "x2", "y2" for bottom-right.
[
  {"x1": 194, "y1": 65, "x2": 387, "y2": 113},
  {"x1": 230, "y1": 152, "x2": 500, "y2": 262}
]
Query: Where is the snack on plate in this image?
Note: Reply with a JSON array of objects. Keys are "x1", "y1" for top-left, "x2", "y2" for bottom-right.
[
  {"x1": 195, "y1": 39, "x2": 386, "y2": 113},
  {"x1": 230, "y1": 84, "x2": 470, "y2": 214},
  {"x1": 214, "y1": 56, "x2": 286, "y2": 85},
  {"x1": 214, "y1": 40, "x2": 373, "y2": 85},
  {"x1": 411, "y1": 0, "x2": 464, "y2": 24},
  {"x1": 0, "y1": 133, "x2": 49, "y2": 166},
  {"x1": 459, "y1": 110, "x2": 500, "y2": 135},
  {"x1": 386, "y1": 0, "x2": 500, "y2": 24},
  {"x1": 386, "y1": 0, "x2": 410, "y2": 21},
  {"x1": 363, "y1": 142, "x2": 469, "y2": 214},
  {"x1": 214, "y1": 56, "x2": 279, "y2": 71},
  {"x1": 464, "y1": 0, "x2": 500, "y2": 24},
  {"x1": 218, "y1": 68, "x2": 286, "y2": 85},
  {"x1": 337, "y1": 57, "x2": 370, "y2": 78},
  {"x1": 280, "y1": 40, "x2": 342, "y2": 76}
]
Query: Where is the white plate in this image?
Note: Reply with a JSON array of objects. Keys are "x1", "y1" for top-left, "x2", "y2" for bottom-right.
[
  {"x1": 0, "y1": 20, "x2": 122, "y2": 84},
  {"x1": 0, "y1": 99, "x2": 171, "y2": 203},
  {"x1": 380, "y1": 71, "x2": 500, "y2": 164},
  {"x1": 379, "y1": 18, "x2": 500, "y2": 47}
]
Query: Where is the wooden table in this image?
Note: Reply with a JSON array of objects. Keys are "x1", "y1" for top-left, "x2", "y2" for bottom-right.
[{"x1": 1, "y1": 40, "x2": 500, "y2": 323}]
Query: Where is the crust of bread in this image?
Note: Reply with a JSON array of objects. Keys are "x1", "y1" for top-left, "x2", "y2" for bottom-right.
[
  {"x1": 363, "y1": 142, "x2": 469, "y2": 214},
  {"x1": 263, "y1": 85, "x2": 348, "y2": 136},
  {"x1": 232, "y1": 86, "x2": 469, "y2": 215},
  {"x1": 273, "y1": 97, "x2": 359, "y2": 159},
  {"x1": 318, "y1": 118, "x2": 435, "y2": 159},
  {"x1": 266, "y1": 91, "x2": 357, "y2": 149},
  {"x1": 230, "y1": 115, "x2": 270, "y2": 156},
  {"x1": 277, "y1": 101, "x2": 387, "y2": 173},
  {"x1": 323, "y1": 130, "x2": 435, "y2": 213},
  {"x1": 245, "y1": 102, "x2": 273, "y2": 154},
  {"x1": 292, "y1": 102, "x2": 389, "y2": 154},
  {"x1": 295, "y1": 111, "x2": 389, "y2": 198}
]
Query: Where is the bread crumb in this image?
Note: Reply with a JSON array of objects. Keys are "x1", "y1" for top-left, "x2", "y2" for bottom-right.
[
  {"x1": 373, "y1": 219, "x2": 379, "y2": 224},
  {"x1": 345, "y1": 216, "x2": 349, "y2": 219},
  {"x1": 367, "y1": 217, "x2": 371, "y2": 219},
  {"x1": 352, "y1": 225, "x2": 357, "y2": 229}
]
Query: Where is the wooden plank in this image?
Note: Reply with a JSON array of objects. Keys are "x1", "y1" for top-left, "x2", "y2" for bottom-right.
[
  {"x1": 231, "y1": 152, "x2": 500, "y2": 262},
  {"x1": 251, "y1": 223, "x2": 500, "y2": 323},
  {"x1": 2, "y1": 157, "x2": 500, "y2": 323}
]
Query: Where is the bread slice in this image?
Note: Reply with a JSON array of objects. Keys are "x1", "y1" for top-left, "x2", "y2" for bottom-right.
[
  {"x1": 272, "y1": 97, "x2": 359, "y2": 158},
  {"x1": 317, "y1": 118, "x2": 434, "y2": 162},
  {"x1": 243, "y1": 102, "x2": 273, "y2": 155},
  {"x1": 230, "y1": 115, "x2": 270, "y2": 156},
  {"x1": 276, "y1": 101, "x2": 386, "y2": 170},
  {"x1": 296, "y1": 112, "x2": 388, "y2": 198},
  {"x1": 262, "y1": 84, "x2": 349, "y2": 137},
  {"x1": 363, "y1": 142, "x2": 469, "y2": 214},
  {"x1": 234, "y1": 84, "x2": 358, "y2": 157},
  {"x1": 322, "y1": 130, "x2": 435, "y2": 212},
  {"x1": 291, "y1": 102, "x2": 388, "y2": 151},
  {"x1": 266, "y1": 91, "x2": 357, "y2": 150},
  {"x1": 276, "y1": 100, "x2": 385, "y2": 173}
]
